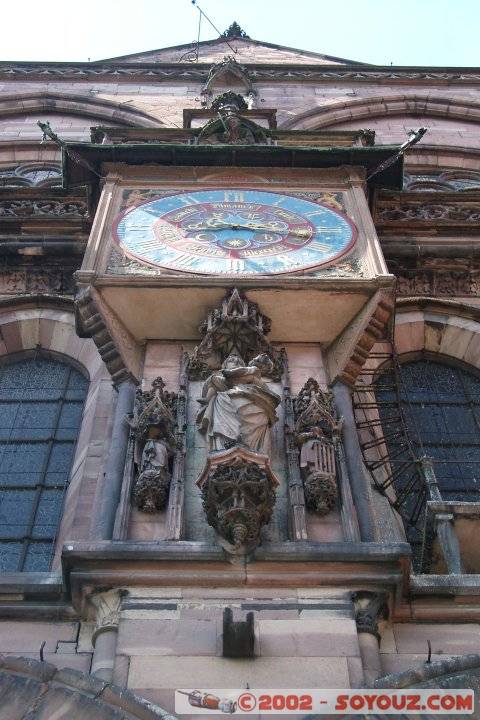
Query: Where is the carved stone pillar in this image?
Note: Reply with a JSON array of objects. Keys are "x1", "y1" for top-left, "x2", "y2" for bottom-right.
[
  {"x1": 352, "y1": 591, "x2": 388, "y2": 685},
  {"x1": 91, "y1": 379, "x2": 136, "y2": 540},
  {"x1": 90, "y1": 589, "x2": 126, "y2": 682},
  {"x1": 332, "y1": 380, "x2": 376, "y2": 541}
]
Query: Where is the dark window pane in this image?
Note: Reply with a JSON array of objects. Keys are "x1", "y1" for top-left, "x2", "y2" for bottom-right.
[
  {"x1": 375, "y1": 358, "x2": 480, "y2": 568},
  {"x1": 0, "y1": 356, "x2": 87, "y2": 571},
  {"x1": 32, "y1": 490, "x2": 63, "y2": 538},
  {"x1": 0, "y1": 542, "x2": 22, "y2": 571},
  {"x1": 23, "y1": 542, "x2": 53, "y2": 572},
  {"x1": 0, "y1": 490, "x2": 35, "y2": 537}
]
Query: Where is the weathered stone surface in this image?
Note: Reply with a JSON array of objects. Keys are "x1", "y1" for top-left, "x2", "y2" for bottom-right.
[
  {"x1": 117, "y1": 619, "x2": 218, "y2": 656},
  {"x1": 128, "y1": 655, "x2": 350, "y2": 688},
  {"x1": 0, "y1": 655, "x2": 176, "y2": 720},
  {"x1": 393, "y1": 623, "x2": 480, "y2": 655},
  {"x1": 257, "y1": 618, "x2": 360, "y2": 657}
]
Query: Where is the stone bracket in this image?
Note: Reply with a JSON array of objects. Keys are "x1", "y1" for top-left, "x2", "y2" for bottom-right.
[{"x1": 75, "y1": 285, "x2": 142, "y2": 385}]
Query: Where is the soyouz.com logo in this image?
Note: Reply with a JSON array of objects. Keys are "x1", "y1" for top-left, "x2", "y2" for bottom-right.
[{"x1": 175, "y1": 689, "x2": 475, "y2": 715}]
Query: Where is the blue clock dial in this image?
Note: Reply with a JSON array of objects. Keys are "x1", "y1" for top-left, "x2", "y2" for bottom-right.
[{"x1": 114, "y1": 189, "x2": 357, "y2": 275}]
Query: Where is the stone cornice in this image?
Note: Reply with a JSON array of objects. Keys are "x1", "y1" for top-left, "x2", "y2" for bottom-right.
[{"x1": 0, "y1": 62, "x2": 479, "y2": 84}]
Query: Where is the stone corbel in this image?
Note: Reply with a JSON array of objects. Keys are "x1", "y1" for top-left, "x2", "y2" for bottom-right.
[
  {"x1": 75, "y1": 285, "x2": 142, "y2": 385},
  {"x1": 197, "y1": 446, "x2": 279, "y2": 558},
  {"x1": 326, "y1": 290, "x2": 394, "y2": 387}
]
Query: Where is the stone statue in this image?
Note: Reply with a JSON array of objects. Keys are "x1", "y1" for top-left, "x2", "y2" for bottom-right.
[
  {"x1": 128, "y1": 377, "x2": 176, "y2": 513},
  {"x1": 196, "y1": 352, "x2": 280, "y2": 455},
  {"x1": 294, "y1": 378, "x2": 343, "y2": 515}
]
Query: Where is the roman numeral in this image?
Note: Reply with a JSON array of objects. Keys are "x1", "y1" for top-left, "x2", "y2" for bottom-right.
[
  {"x1": 310, "y1": 241, "x2": 331, "y2": 253},
  {"x1": 223, "y1": 191, "x2": 244, "y2": 202},
  {"x1": 227, "y1": 259, "x2": 245, "y2": 273}
]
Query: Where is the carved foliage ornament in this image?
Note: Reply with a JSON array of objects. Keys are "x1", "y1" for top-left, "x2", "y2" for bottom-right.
[
  {"x1": 294, "y1": 378, "x2": 343, "y2": 515},
  {"x1": 128, "y1": 377, "x2": 177, "y2": 513},
  {"x1": 189, "y1": 287, "x2": 283, "y2": 380},
  {"x1": 197, "y1": 447, "x2": 278, "y2": 553}
]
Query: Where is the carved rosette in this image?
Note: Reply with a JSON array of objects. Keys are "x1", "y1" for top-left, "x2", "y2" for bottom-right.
[
  {"x1": 128, "y1": 377, "x2": 177, "y2": 514},
  {"x1": 197, "y1": 447, "x2": 279, "y2": 555},
  {"x1": 189, "y1": 287, "x2": 283, "y2": 380},
  {"x1": 294, "y1": 378, "x2": 343, "y2": 516}
]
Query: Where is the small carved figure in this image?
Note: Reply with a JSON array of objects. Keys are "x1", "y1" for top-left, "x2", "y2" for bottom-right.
[
  {"x1": 294, "y1": 378, "x2": 343, "y2": 515},
  {"x1": 196, "y1": 353, "x2": 280, "y2": 455},
  {"x1": 128, "y1": 377, "x2": 176, "y2": 513}
]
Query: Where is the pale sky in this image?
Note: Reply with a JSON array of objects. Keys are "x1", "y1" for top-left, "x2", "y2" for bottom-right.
[{"x1": 0, "y1": 0, "x2": 477, "y2": 66}]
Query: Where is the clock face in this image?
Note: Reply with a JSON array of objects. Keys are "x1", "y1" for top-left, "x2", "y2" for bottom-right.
[{"x1": 114, "y1": 189, "x2": 356, "y2": 275}]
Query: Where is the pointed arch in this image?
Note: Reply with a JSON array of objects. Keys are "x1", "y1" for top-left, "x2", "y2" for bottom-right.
[
  {"x1": 281, "y1": 94, "x2": 480, "y2": 130},
  {"x1": 0, "y1": 92, "x2": 162, "y2": 128}
]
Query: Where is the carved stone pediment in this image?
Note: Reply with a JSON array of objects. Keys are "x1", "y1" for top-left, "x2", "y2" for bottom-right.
[
  {"x1": 201, "y1": 56, "x2": 257, "y2": 108},
  {"x1": 189, "y1": 287, "x2": 283, "y2": 380},
  {"x1": 197, "y1": 446, "x2": 279, "y2": 556}
]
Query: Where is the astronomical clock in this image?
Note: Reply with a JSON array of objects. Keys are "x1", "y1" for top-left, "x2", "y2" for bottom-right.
[{"x1": 113, "y1": 188, "x2": 356, "y2": 276}]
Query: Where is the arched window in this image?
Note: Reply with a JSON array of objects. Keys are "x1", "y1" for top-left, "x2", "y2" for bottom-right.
[
  {"x1": 0, "y1": 355, "x2": 88, "y2": 572},
  {"x1": 373, "y1": 357, "x2": 480, "y2": 564}
]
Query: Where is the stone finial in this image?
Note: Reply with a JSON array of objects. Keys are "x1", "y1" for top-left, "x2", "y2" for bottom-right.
[
  {"x1": 352, "y1": 591, "x2": 389, "y2": 641},
  {"x1": 90, "y1": 589, "x2": 127, "y2": 645},
  {"x1": 189, "y1": 288, "x2": 281, "y2": 379},
  {"x1": 222, "y1": 22, "x2": 250, "y2": 39}
]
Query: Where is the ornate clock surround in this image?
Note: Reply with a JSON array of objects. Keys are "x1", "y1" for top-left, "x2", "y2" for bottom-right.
[
  {"x1": 76, "y1": 165, "x2": 393, "y2": 384},
  {"x1": 111, "y1": 187, "x2": 358, "y2": 277}
]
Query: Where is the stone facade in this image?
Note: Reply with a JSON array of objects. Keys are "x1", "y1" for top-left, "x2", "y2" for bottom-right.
[{"x1": 0, "y1": 27, "x2": 480, "y2": 720}]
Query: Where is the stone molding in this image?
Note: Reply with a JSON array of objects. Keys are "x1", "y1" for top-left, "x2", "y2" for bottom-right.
[
  {"x1": 327, "y1": 291, "x2": 394, "y2": 387},
  {"x1": 1, "y1": 63, "x2": 480, "y2": 84},
  {"x1": 395, "y1": 267, "x2": 480, "y2": 297},
  {"x1": 0, "y1": 90, "x2": 162, "y2": 127},
  {"x1": 393, "y1": 303, "x2": 480, "y2": 374},
  {"x1": 0, "y1": 197, "x2": 88, "y2": 218},
  {"x1": 375, "y1": 192, "x2": 480, "y2": 226},
  {"x1": 282, "y1": 94, "x2": 480, "y2": 130}
]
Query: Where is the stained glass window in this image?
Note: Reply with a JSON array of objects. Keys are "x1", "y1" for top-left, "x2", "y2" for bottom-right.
[
  {"x1": 375, "y1": 358, "x2": 480, "y2": 565},
  {"x1": 0, "y1": 355, "x2": 88, "y2": 572}
]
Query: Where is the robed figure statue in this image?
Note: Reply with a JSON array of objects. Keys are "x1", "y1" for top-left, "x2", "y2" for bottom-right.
[{"x1": 196, "y1": 353, "x2": 280, "y2": 455}]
